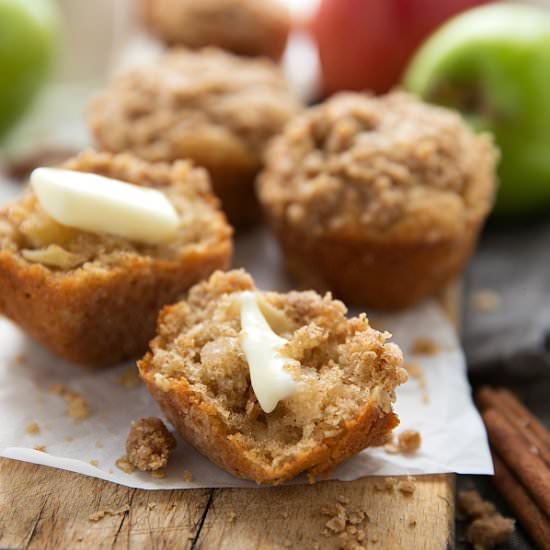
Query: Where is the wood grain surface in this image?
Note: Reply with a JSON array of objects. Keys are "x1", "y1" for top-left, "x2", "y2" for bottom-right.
[{"x1": 0, "y1": 288, "x2": 459, "y2": 550}]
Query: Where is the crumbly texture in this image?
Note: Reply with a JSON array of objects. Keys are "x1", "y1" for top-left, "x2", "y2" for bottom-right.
[
  {"x1": 88, "y1": 49, "x2": 301, "y2": 226},
  {"x1": 138, "y1": 269, "x2": 407, "y2": 483},
  {"x1": 0, "y1": 151, "x2": 232, "y2": 366},
  {"x1": 141, "y1": 0, "x2": 290, "y2": 60},
  {"x1": 398, "y1": 430, "x2": 421, "y2": 454},
  {"x1": 459, "y1": 489, "x2": 515, "y2": 550},
  {"x1": 50, "y1": 384, "x2": 90, "y2": 420},
  {"x1": 258, "y1": 92, "x2": 497, "y2": 309},
  {"x1": 126, "y1": 417, "x2": 177, "y2": 471}
]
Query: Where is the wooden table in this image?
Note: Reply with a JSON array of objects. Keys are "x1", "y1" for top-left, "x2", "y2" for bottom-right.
[{"x1": 0, "y1": 287, "x2": 459, "y2": 549}]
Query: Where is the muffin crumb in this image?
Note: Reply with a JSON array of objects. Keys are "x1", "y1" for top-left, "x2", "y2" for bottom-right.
[
  {"x1": 396, "y1": 476, "x2": 416, "y2": 496},
  {"x1": 33, "y1": 445, "x2": 47, "y2": 452},
  {"x1": 182, "y1": 469, "x2": 193, "y2": 483},
  {"x1": 410, "y1": 337, "x2": 440, "y2": 356},
  {"x1": 471, "y1": 289, "x2": 501, "y2": 313},
  {"x1": 89, "y1": 459, "x2": 99, "y2": 467},
  {"x1": 26, "y1": 422, "x2": 40, "y2": 435},
  {"x1": 49, "y1": 384, "x2": 90, "y2": 420},
  {"x1": 88, "y1": 505, "x2": 129, "y2": 522},
  {"x1": 115, "y1": 456, "x2": 136, "y2": 474},
  {"x1": 151, "y1": 469, "x2": 167, "y2": 479},
  {"x1": 398, "y1": 430, "x2": 422, "y2": 454},
  {"x1": 117, "y1": 368, "x2": 141, "y2": 389},
  {"x1": 126, "y1": 417, "x2": 177, "y2": 472}
]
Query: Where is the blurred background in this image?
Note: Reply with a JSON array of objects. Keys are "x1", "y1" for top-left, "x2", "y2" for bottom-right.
[{"x1": 1, "y1": 1, "x2": 550, "y2": 548}]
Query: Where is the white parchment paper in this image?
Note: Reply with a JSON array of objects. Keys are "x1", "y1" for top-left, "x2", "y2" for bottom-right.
[{"x1": 0, "y1": 227, "x2": 492, "y2": 489}]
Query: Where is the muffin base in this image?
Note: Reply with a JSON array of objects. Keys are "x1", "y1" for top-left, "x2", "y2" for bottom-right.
[
  {"x1": 139, "y1": 352, "x2": 399, "y2": 484},
  {"x1": 270, "y1": 219, "x2": 482, "y2": 310},
  {"x1": 0, "y1": 244, "x2": 231, "y2": 367}
]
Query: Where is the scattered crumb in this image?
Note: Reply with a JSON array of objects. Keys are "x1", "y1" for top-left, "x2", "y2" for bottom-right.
[
  {"x1": 115, "y1": 456, "x2": 135, "y2": 474},
  {"x1": 76, "y1": 536, "x2": 83, "y2": 542},
  {"x1": 308, "y1": 472, "x2": 317, "y2": 484},
  {"x1": 408, "y1": 518, "x2": 417, "y2": 528},
  {"x1": 126, "y1": 417, "x2": 177, "y2": 472},
  {"x1": 89, "y1": 460, "x2": 99, "y2": 467},
  {"x1": 410, "y1": 337, "x2": 440, "y2": 356},
  {"x1": 471, "y1": 289, "x2": 501, "y2": 313},
  {"x1": 183, "y1": 470, "x2": 193, "y2": 483},
  {"x1": 33, "y1": 445, "x2": 47, "y2": 452},
  {"x1": 117, "y1": 368, "x2": 141, "y2": 389},
  {"x1": 398, "y1": 430, "x2": 422, "y2": 454},
  {"x1": 15, "y1": 353, "x2": 27, "y2": 365},
  {"x1": 458, "y1": 490, "x2": 496, "y2": 519},
  {"x1": 26, "y1": 422, "x2": 40, "y2": 435},
  {"x1": 170, "y1": 503, "x2": 177, "y2": 509},
  {"x1": 458, "y1": 490, "x2": 514, "y2": 549},
  {"x1": 396, "y1": 476, "x2": 416, "y2": 496},
  {"x1": 227, "y1": 511, "x2": 237, "y2": 522},
  {"x1": 95, "y1": 440, "x2": 104, "y2": 448},
  {"x1": 403, "y1": 361, "x2": 429, "y2": 403},
  {"x1": 466, "y1": 516, "x2": 515, "y2": 549},
  {"x1": 88, "y1": 505, "x2": 129, "y2": 522},
  {"x1": 319, "y1": 498, "x2": 369, "y2": 547},
  {"x1": 147, "y1": 502, "x2": 157, "y2": 510},
  {"x1": 373, "y1": 477, "x2": 397, "y2": 493},
  {"x1": 151, "y1": 469, "x2": 166, "y2": 479},
  {"x1": 326, "y1": 516, "x2": 346, "y2": 534},
  {"x1": 337, "y1": 494, "x2": 350, "y2": 505},
  {"x1": 49, "y1": 384, "x2": 90, "y2": 420}
]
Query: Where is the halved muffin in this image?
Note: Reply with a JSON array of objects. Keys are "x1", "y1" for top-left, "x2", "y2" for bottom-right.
[
  {"x1": 87, "y1": 48, "x2": 302, "y2": 227},
  {"x1": 0, "y1": 151, "x2": 232, "y2": 367},
  {"x1": 138, "y1": 269, "x2": 406, "y2": 484},
  {"x1": 258, "y1": 92, "x2": 498, "y2": 309}
]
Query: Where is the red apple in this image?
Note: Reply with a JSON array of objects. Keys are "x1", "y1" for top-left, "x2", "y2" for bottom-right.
[{"x1": 311, "y1": 0, "x2": 492, "y2": 95}]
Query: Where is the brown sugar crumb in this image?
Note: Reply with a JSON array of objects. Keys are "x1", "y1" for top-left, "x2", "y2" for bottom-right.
[
  {"x1": 26, "y1": 422, "x2": 40, "y2": 435},
  {"x1": 373, "y1": 477, "x2": 397, "y2": 493},
  {"x1": 466, "y1": 516, "x2": 515, "y2": 550},
  {"x1": 126, "y1": 417, "x2": 177, "y2": 472},
  {"x1": 115, "y1": 456, "x2": 136, "y2": 474},
  {"x1": 396, "y1": 476, "x2": 416, "y2": 496},
  {"x1": 117, "y1": 368, "x2": 141, "y2": 389},
  {"x1": 458, "y1": 490, "x2": 514, "y2": 549},
  {"x1": 182, "y1": 469, "x2": 193, "y2": 483},
  {"x1": 410, "y1": 337, "x2": 440, "y2": 356},
  {"x1": 319, "y1": 499, "x2": 369, "y2": 548},
  {"x1": 89, "y1": 459, "x2": 99, "y2": 467},
  {"x1": 88, "y1": 505, "x2": 130, "y2": 523},
  {"x1": 49, "y1": 384, "x2": 90, "y2": 420},
  {"x1": 398, "y1": 430, "x2": 422, "y2": 454},
  {"x1": 151, "y1": 469, "x2": 167, "y2": 479},
  {"x1": 33, "y1": 445, "x2": 47, "y2": 452},
  {"x1": 471, "y1": 289, "x2": 501, "y2": 313}
]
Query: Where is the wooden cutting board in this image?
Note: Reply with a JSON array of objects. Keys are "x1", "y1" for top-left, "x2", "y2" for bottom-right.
[{"x1": 0, "y1": 286, "x2": 459, "y2": 550}]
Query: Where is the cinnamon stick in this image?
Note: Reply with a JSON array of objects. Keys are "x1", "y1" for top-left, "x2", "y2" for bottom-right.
[
  {"x1": 492, "y1": 452, "x2": 550, "y2": 550},
  {"x1": 477, "y1": 387, "x2": 550, "y2": 468},
  {"x1": 482, "y1": 408, "x2": 550, "y2": 517}
]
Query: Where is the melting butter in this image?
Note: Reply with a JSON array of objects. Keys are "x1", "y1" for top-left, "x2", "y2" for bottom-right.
[
  {"x1": 31, "y1": 167, "x2": 179, "y2": 245},
  {"x1": 238, "y1": 291, "x2": 299, "y2": 413}
]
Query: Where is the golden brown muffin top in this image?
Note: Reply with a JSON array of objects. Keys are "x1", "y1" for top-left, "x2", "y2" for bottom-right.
[
  {"x1": 0, "y1": 151, "x2": 232, "y2": 271},
  {"x1": 88, "y1": 48, "x2": 302, "y2": 165},
  {"x1": 141, "y1": 0, "x2": 290, "y2": 60},
  {"x1": 258, "y1": 92, "x2": 498, "y2": 242}
]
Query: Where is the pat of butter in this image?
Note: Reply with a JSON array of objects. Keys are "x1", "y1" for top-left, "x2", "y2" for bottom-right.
[
  {"x1": 30, "y1": 167, "x2": 179, "y2": 245},
  {"x1": 238, "y1": 291, "x2": 299, "y2": 414}
]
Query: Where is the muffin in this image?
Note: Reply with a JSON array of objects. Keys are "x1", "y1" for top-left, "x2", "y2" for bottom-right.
[
  {"x1": 141, "y1": 0, "x2": 291, "y2": 60},
  {"x1": 0, "y1": 151, "x2": 232, "y2": 367},
  {"x1": 258, "y1": 92, "x2": 498, "y2": 310},
  {"x1": 138, "y1": 269, "x2": 406, "y2": 484},
  {"x1": 87, "y1": 48, "x2": 302, "y2": 227}
]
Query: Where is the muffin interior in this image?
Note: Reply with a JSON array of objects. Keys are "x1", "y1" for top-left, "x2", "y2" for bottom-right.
[
  {"x1": 0, "y1": 151, "x2": 230, "y2": 271},
  {"x1": 148, "y1": 270, "x2": 406, "y2": 469}
]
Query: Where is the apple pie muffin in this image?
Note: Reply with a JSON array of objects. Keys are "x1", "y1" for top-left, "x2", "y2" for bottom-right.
[
  {"x1": 138, "y1": 269, "x2": 406, "y2": 484},
  {"x1": 87, "y1": 48, "x2": 302, "y2": 227},
  {"x1": 141, "y1": 0, "x2": 291, "y2": 60},
  {"x1": 258, "y1": 92, "x2": 498, "y2": 309},
  {"x1": 0, "y1": 151, "x2": 232, "y2": 367}
]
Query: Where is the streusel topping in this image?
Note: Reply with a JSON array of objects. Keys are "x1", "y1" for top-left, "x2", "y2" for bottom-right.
[{"x1": 259, "y1": 92, "x2": 498, "y2": 242}]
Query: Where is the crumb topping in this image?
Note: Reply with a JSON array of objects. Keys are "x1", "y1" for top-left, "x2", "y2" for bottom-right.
[
  {"x1": 0, "y1": 151, "x2": 230, "y2": 272},
  {"x1": 88, "y1": 49, "x2": 301, "y2": 165},
  {"x1": 259, "y1": 92, "x2": 497, "y2": 242},
  {"x1": 126, "y1": 417, "x2": 177, "y2": 472}
]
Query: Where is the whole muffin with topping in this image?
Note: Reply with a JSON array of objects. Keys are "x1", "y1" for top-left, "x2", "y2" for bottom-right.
[
  {"x1": 141, "y1": 0, "x2": 290, "y2": 60},
  {"x1": 258, "y1": 92, "x2": 498, "y2": 310},
  {"x1": 0, "y1": 151, "x2": 232, "y2": 367},
  {"x1": 88, "y1": 48, "x2": 302, "y2": 227}
]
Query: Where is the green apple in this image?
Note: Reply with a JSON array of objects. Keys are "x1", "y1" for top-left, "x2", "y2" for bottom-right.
[
  {"x1": 403, "y1": 3, "x2": 550, "y2": 217},
  {"x1": 0, "y1": 0, "x2": 59, "y2": 140}
]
